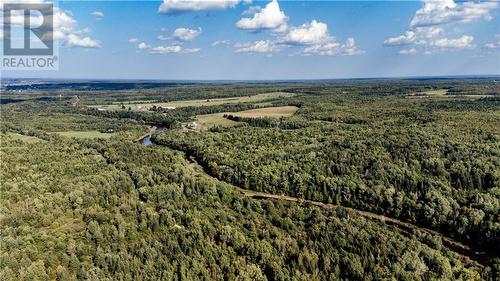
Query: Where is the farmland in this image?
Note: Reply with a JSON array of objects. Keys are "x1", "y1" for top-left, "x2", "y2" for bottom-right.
[
  {"x1": 192, "y1": 106, "x2": 300, "y2": 131},
  {"x1": 226, "y1": 105, "x2": 299, "y2": 118},
  {"x1": 90, "y1": 92, "x2": 295, "y2": 111},
  {"x1": 52, "y1": 130, "x2": 115, "y2": 139}
]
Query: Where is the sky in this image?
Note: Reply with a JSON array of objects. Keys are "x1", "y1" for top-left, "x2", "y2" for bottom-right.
[{"x1": 1, "y1": 0, "x2": 499, "y2": 80}]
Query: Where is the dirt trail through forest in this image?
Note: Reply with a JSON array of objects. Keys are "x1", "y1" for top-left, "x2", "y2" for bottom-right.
[{"x1": 179, "y1": 154, "x2": 492, "y2": 267}]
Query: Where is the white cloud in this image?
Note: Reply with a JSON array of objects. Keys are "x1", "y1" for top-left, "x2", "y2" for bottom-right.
[
  {"x1": 91, "y1": 11, "x2": 104, "y2": 18},
  {"x1": 410, "y1": 0, "x2": 498, "y2": 27},
  {"x1": 399, "y1": 48, "x2": 417, "y2": 55},
  {"x1": 416, "y1": 26, "x2": 443, "y2": 39},
  {"x1": 151, "y1": 45, "x2": 183, "y2": 54},
  {"x1": 485, "y1": 34, "x2": 500, "y2": 49},
  {"x1": 384, "y1": 31, "x2": 416, "y2": 46},
  {"x1": 172, "y1": 27, "x2": 202, "y2": 42},
  {"x1": 235, "y1": 40, "x2": 283, "y2": 53},
  {"x1": 343, "y1": 38, "x2": 365, "y2": 56},
  {"x1": 53, "y1": 9, "x2": 99, "y2": 48},
  {"x1": 242, "y1": 6, "x2": 261, "y2": 16},
  {"x1": 236, "y1": 0, "x2": 287, "y2": 32},
  {"x1": 282, "y1": 20, "x2": 331, "y2": 45},
  {"x1": 233, "y1": 5, "x2": 362, "y2": 57},
  {"x1": 65, "y1": 34, "x2": 101, "y2": 48},
  {"x1": 303, "y1": 42, "x2": 340, "y2": 56},
  {"x1": 128, "y1": 38, "x2": 139, "y2": 43},
  {"x1": 303, "y1": 38, "x2": 364, "y2": 56},
  {"x1": 158, "y1": 0, "x2": 242, "y2": 14},
  {"x1": 138, "y1": 42, "x2": 151, "y2": 49},
  {"x1": 149, "y1": 45, "x2": 201, "y2": 54},
  {"x1": 184, "y1": 48, "x2": 201, "y2": 53},
  {"x1": 212, "y1": 39, "x2": 230, "y2": 47},
  {"x1": 384, "y1": 0, "x2": 496, "y2": 54},
  {"x1": 157, "y1": 34, "x2": 169, "y2": 41},
  {"x1": 431, "y1": 35, "x2": 474, "y2": 48},
  {"x1": 233, "y1": 18, "x2": 363, "y2": 56}
]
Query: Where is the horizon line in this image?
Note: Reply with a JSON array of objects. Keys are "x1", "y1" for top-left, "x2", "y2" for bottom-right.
[{"x1": 2, "y1": 74, "x2": 500, "y2": 83}]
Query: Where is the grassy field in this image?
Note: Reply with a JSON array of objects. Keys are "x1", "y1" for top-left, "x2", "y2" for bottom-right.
[
  {"x1": 408, "y1": 89, "x2": 448, "y2": 97},
  {"x1": 191, "y1": 106, "x2": 299, "y2": 131},
  {"x1": 91, "y1": 92, "x2": 295, "y2": 111},
  {"x1": 53, "y1": 131, "x2": 115, "y2": 139},
  {"x1": 192, "y1": 113, "x2": 240, "y2": 131},
  {"x1": 230, "y1": 106, "x2": 299, "y2": 118},
  {"x1": 408, "y1": 89, "x2": 497, "y2": 99}
]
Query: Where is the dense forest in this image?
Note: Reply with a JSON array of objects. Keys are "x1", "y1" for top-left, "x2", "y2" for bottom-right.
[
  {"x1": 154, "y1": 93, "x2": 500, "y2": 254},
  {"x1": 1, "y1": 79, "x2": 499, "y2": 280}
]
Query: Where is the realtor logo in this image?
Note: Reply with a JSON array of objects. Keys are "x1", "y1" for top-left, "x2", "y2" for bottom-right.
[{"x1": 2, "y1": 3, "x2": 58, "y2": 69}]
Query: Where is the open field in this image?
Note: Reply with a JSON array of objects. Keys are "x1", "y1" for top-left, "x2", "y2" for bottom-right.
[
  {"x1": 191, "y1": 106, "x2": 299, "y2": 131},
  {"x1": 230, "y1": 106, "x2": 299, "y2": 118},
  {"x1": 90, "y1": 92, "x2": 295, "y2": 111},
  {"x1": 408, "y1": 89, "x2": 498, "y2": 99},
  {"x1": 408, "y1": 89, "x2": 448, "y2": 97},
  {"x1": 192, "y1": 113, "x2": 240, "y2": 131},
  {"x1": 53, "y1": 130, "x2": 115, "y2": 139}
]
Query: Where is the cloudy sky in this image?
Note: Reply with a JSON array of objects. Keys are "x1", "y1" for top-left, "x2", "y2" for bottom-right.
[{"x1": 2, "y1": 0, "x2": 499, "y2": 80}]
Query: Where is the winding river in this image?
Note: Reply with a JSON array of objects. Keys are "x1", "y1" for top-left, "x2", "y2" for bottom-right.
[{"x1": 140, "y1": 126, "x2": 166, "y2": 146}]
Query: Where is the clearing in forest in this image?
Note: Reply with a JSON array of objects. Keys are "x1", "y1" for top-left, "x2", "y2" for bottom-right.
[
  {"x1": 230, "y1": 106, "x2": 299, "y2": 118},
  {"x1": 53, "y1": 131, "x2": 115, "y2": 139},
  {"x1": 191, "y1": 106, "x2": 300, "y2": 131},
  {"x1": 408, "y1": 89, "x2": 448, "y2": 97},
  {"x1": 408, "y1": 89, "x2": 497, "y2": 99}
]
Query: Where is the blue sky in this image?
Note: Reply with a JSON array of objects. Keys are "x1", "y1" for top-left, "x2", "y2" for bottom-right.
[{"x1": 2, "y1": 0, "x2": 499, "y2": 80}]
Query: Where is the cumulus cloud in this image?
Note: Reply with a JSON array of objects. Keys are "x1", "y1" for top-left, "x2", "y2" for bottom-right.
[
  {"x1": 410, "y1": 0, "x2": 497, "y2": 27},
  {"x1": 158, "y1": 0, "x2": 242, "y2": 14},
  {"x1": 417, "y1": 26, "x2": 443, "y2": 39},
  {"x1": 384, "y1": 31, "x2": 416, "y2": 46},
  {"x1": 303, "y1": 38, "x2": 364, "y2": 56},
  {"x1": 234, "y1": 40, "x2": 283, "y2": 53},
  {"x1": 65, "y1": 34, "x2": 101, "y2": 48},
  {"x1": 138, "y1": 42, "x2": 151, "y2": 49},
  {"x1": 172, "y1": 27, "x2": 202, "y2": 42},
  {"x1": 236, "y1": 0, "x2": 288, "y2": 32},
  {"x1": 212, "y1": 39, "x2": 230, "y2": 47},
  {"x1": 343, "y1": 38, "x2": 365, "y2": 56},
  {"x1": 233, "y1": 18, "x2": 363, "y2": 56},
  {"x1": 232, "y1": 2, "x2": 362, "y2": 57},
  {"x1": 282, "y1": 20, "x2": 331, "y2": 45},
  {"x1": 128, "y1": 38, "x2": 139, "y2": 43},
  {"x1": 384, "y1": 0, "x2": 496, "y2": 54},
  {"x1": 91, "y1": 11, "x2": 104, "y2": 18},
  {"x1": 431, "y1": 35, "x2": 474, "y2": 48}
]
